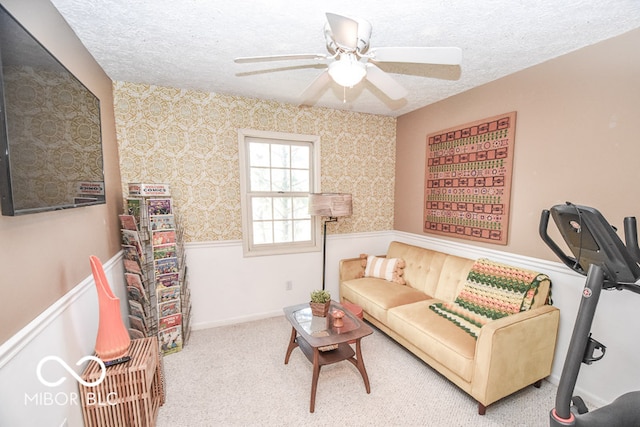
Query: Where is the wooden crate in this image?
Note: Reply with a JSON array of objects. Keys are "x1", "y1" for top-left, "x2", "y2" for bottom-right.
[{"x1": 79, "y1": 337, "x2": 165, "y2": 427}]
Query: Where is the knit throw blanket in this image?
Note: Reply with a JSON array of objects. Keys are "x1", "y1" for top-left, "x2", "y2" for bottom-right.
[{"x1": 429, "y1": 259, "x2": 549, "y2": 339}]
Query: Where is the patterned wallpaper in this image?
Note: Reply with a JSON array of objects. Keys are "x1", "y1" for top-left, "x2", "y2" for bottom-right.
[
  {"x1": 4, "y1": 66, "x2": 103, "y2": 210},
  {"x1": 113, "y1": 81, "x2": 396, "y2": 242}
]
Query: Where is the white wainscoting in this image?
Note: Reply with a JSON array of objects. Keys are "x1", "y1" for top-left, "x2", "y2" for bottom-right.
[
  {"x1": 3, "y1": 230, "x2": 638, "y2": 423},
  {"x1": 184, "y1": 231, "x2": 394, "y2": 330},
  {"x1": 0, "y1": 254, "x2": 126, "y2": 427}
]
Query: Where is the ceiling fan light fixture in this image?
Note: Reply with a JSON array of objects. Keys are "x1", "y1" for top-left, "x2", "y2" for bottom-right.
[{"x1": 328, "y1": 54, "x2": 366, "y2": 87}]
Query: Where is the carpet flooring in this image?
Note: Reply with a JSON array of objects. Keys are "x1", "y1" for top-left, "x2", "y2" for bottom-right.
[{"x1": 156, "y1": 315, "x2": 557, "y2": 426}]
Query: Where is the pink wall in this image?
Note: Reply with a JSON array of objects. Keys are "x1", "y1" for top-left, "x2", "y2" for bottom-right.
[
  {"x1": 0, "y1": 0, "x2": 122, "y2": 344},
  {"x1": 395, "y1": 29, "x2": 640, "y2": 262}
]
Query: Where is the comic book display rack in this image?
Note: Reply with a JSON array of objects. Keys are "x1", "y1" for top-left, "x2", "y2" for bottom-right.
[{"x1": 119, "y1": 183, "x2": 192, "y2": 356}]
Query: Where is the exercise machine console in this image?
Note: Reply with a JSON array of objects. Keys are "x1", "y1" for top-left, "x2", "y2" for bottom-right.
[{"x1": 540, "y1": 202, "x2": 640, "y2": 426}]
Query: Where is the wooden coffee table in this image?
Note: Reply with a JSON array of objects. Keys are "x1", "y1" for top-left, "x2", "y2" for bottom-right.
[{"x1": 283, "y1": 300, "x2": 373, "y2": 412}]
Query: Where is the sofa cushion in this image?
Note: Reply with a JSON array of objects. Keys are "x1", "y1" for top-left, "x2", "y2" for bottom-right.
[
  {"x1": 432, "y1": 255, "x2": 477, "y2": 302},
  {"x1": 386, "y1": 241, "x2": 475, "y2": 298},
  {"x1": 386, "y1": 241, "x2": 445, "y2": 293},
  {"x1": 387, "y1": 300, "x2": 476, "y2": 382},
  {"x1": 341, "y1": 277, "x2": 430, "y2": 324},
  {"x1": 429, "y1": 258, "x2": 548, "y2": 339}
]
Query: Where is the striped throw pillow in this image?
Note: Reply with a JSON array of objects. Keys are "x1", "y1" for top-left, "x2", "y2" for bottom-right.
[{"x1": 364, "y1": 256, "x2": 399, "y2": 282}]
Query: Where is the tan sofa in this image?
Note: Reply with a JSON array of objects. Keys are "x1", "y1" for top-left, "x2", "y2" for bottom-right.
[{"x1": 339, "y1": 241, "x2": 560, "y2": 414}]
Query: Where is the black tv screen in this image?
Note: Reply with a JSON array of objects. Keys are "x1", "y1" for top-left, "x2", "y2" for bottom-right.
[{"x1": 0, "y1": 5, "x2": 105, "y2": 216}]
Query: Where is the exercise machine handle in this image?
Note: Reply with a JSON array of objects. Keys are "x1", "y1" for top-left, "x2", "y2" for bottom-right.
[
  {"x1": 539, "y1": 209, "x2": 586, "y2": 275},
  {"x1": 623, "y1": 217, "x2": 640, "y2": 263}
]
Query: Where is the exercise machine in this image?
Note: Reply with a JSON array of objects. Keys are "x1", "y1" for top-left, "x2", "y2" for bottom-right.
[{"x1": 540, "y1": 202, "x2": 640, "y2": 426}]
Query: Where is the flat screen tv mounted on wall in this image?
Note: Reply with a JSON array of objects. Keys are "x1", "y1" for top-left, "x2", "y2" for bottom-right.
[{"x1": 0, "y1": 5, "x2": 105, "y2": 216}]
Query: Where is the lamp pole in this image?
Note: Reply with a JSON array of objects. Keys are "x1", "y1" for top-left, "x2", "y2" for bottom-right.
[{"x1": 321, "y1": 216, "x2": 338, "y2": 291}]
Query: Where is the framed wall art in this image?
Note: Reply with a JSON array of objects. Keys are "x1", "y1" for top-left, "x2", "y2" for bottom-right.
[{"x1": 423, "y1": 111, "x2": 517, "y2": 245}]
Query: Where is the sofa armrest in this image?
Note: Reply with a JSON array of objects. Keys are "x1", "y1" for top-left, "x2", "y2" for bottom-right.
[
  {"x1": 471, "y1": 305, "x2": 560, "y2": 406},
  {"x1": 339, "y1": 257, "x2": 365, "y2": 283},
  {"x1": 339, "y1": 254, "x2": 387, "y2": 283}
]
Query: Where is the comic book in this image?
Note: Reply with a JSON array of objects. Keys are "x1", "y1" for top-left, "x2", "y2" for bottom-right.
[
  {"x1": 123, "y1": 258, "x2": 143, "y2": 277},
  {"x1": 129, "y1": 300, "x2": 146, "y2": 320},
  {"x1": 159, "y1": 300, "x2": 180, "y2": 317},
  {"x1": 153, "y1": 243, "x2": 177, "y2": 260},
  {"x1": 157, "y1": 285, "x2": 180, "y2": 303},
  {"x1": 126, "y1": 198, "x2": 143, "y2": 224},
  {"x1": 154, "y1": 257, "x2": 178, "y2": 275},
  {"x1": 128, "y1": 314, "x2": 147, "y2": 335},
  {"x1": 159, "y1": 313, "x2": 182, "y2": 331},
  {"x1": 147, "y1": 198, "x2": 172, "y2": 216},
  {"x1": 121, "y1": 230, "x2": 145, "y2": 263},
  {"x1": 118, "y1": 214, "x2": 138, "y2": 231},
  {"x1": 156, "y1": 272, "x2": 180, "y2": 288},
  {"x1": 149, "y1": 214, "x2": 176, "y2": 231},
  {"x1": 125, "y1": 272, "x2": 147, "y2": 295},
  {"x1": 127, "y1": 285, "x2": 148, "y2": 306},
  {"x1": 159, "y1": 325, "x2": 183, "y2": 355},
  {"x1": 152, "y1": 229, "x2": 176, "y2": 246},
  {"x1": 122, "y1": 244, "x2": 140, "y2": 262}
]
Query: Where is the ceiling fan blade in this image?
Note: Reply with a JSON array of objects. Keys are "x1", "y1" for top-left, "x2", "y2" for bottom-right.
[
  {"x1": 234, "y1": 53, "x2": 327, "y2": 63},
  {"x1": 299, "y1": 70, "x2": 332, "y2": 105},
  {"x1": 326, "y1": 13, "x2": 359, "y2": 50},
  {"x1": 365, "y1": 64, "x2": 408, "y2": 100},
  {"x1": 368, "y1": 47, "x2": 462, "y2": 65}
]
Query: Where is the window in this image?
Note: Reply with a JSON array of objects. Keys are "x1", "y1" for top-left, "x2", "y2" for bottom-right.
[{"x1": 238, "y1": 129, "x2": 320, "y2": 256}]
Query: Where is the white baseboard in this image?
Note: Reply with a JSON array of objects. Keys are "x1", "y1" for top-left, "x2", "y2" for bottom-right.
[{"x1": 191, "y1": 309, "x2": 283, "y2": 330}]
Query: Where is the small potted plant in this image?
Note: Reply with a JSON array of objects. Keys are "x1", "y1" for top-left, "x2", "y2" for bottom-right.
[{"x1": 310, "y1": 289, "x2": 331, "y2": 317}]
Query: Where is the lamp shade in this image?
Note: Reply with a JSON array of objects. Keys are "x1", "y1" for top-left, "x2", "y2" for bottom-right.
[{"x1": 309, "y1": 193, "x2": 352, "y2": 217}]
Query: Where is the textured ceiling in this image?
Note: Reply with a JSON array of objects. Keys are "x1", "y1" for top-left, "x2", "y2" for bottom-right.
[{"x1": 50, "y1": 0, "x2": 640, "y2": 117}]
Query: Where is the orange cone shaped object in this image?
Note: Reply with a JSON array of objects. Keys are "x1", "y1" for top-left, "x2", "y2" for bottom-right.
[{"x1": 90, "y1": 255, "x2": 131, "y2": 361}]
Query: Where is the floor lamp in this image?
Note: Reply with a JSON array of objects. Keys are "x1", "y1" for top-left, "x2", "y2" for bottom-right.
[{"x1": 308, "y1": 193, "x2": 353, "y2": 291}]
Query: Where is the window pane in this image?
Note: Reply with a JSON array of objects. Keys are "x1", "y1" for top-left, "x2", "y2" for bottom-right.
[
  {"x1": 250, "y1": 167, "x2": 270, "y2": 191},
  {"x1": 271, "y1": 168, "x2": 290, "y2": 192},
  {"x1": 293, "y1": 219, "x2": 311, "y2": 242},
  {"x1": 273, "y1": 197, "x2": 292, "y2": 220},
  {"x1": 292, "y1": 197, "x2": 309, "y2": 219},
  {"x1": 273, "y1": 220, "x2": 293, "y2": 243},
  {"x1": 249, "y1": 142, "x2": 270, "y2": 167},
  {"x1": 253, "y1": 221, "x2": 273, "y2": 244},
  {"x1": 291, "y1": 145, "x2": 309, "y2": 169},
  {"x1": 252, "y1": 197, "x2": 272, "y2": 220},
  {"x1": 291, "y1": 169, "x2": 309, "y2": 192},
  {"x1": 270, "y1": 144, "x2": 290, "y2": 168}
]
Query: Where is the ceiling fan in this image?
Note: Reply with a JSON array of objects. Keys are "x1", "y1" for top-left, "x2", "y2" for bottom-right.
[{"x1": 234, "y1": 12, "x2": 462, "y2": 103}]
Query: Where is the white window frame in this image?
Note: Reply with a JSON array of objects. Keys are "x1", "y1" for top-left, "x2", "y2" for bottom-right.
[{"x1": 238, "y1": 129, "x2": 321, "y2": 257}]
